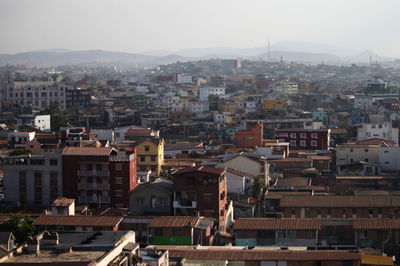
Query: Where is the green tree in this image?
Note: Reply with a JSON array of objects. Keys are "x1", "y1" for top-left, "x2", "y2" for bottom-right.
[
  {"x1": 251, "y1": 176, "x2": 266, "y2": 199},
  {"x1": 0, "y1": 214, "x2": 36, "y2": 243}
]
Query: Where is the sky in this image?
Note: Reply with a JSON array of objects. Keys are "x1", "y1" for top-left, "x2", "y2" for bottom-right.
[{"x1": 0, "y1": 0, "x2": 399, "y2": 56}]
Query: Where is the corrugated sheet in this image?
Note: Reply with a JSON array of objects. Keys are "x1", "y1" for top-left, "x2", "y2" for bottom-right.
[
  {"x1": 149, "y1": 216, "x2": 199, "y2": 228},
  {"x1": 232, "y1": 218, "x2": 321, "y2": 230},
  {"x1": 279, "y1": 195, "x2": 400, "y2": 208},
  {"x1": 33, "y1": 215, "x2": 122, "y2": 227}
]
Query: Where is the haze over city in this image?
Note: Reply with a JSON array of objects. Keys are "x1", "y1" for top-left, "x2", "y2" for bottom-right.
[{"x1": 1, "y1": 0, "x2": 400, "y2": 57}]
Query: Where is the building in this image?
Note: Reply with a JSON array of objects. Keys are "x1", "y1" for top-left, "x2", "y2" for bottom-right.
[
  {"x1": 8, "y1": 131, "x2": 35, "y2": 149},
  {"x1": 33, "y1": 215, "x2": 123, "y2": 231},
  {"x1": 235, "y1": 121, "x2": 263, "y2": 148},
  {"x1": 1, "y1": 230, "x2": 137, "y2": 265},
  {"x1": 274, "y1": 81, "x2": 299, "y2": 95},
  {"x1": 4, "y1": 80, "x2": 67, "y2": 110},
  {"x1": 188, "y1": 101, "x2": 209, "y2": 113},
  {"x1": 336, "y1": 144, "x2": 380, "y2": 167},
  {"x1": 233, "y1": 218, "x2": 320, "y2": 247},
  {"x1": 51, "y1": 197, "x2": 75, "y2": 215},
  {"x1": 365, "y1": 79, "x2": 390, "y2": 95},
  {"x1": 357, "y1": 122, "x2": 399, "y2": 145},
  {"x1": 17, "y1": 114, "x2": 51, "y2": 132},
  {"x1": 136, "y1": 138, "x2": 164, "y2": 177},
  {"x1": 262, "y1": 99, "x2": 287, "y2": 110},
  {"x1": 172, "y1": 166, "x2": 232, "y2": 231},
  {"x1": 173, "y1": 73, "x2": 193, "y2": 84},
  {"x1": 66, "y1": 87, "x2": 92, "y2": 107},
  {"x1": 129, "y1": 178, "x2": 173, "y2": 216},
  {"x1": 148, "y1": 216, "x2": 215, "y2": 246},
  {"x1": 379, "y1": 146, "x2": 400, "y2": 172},
  {"x1": 225, "y1": 168, "x2": 254, "y2": 195},
  {"x1": 198, "y1": 87, "x2": 225, "y2": 101},
  {"x1": 3, "y1": 150, "x2": 62, "y2": 205},
  {"x1": 141, "y1": 112, "x2": 168, "y2": 128},
  {"x1": 275, "y1": 129, "x2": 330, "y2": 150},
  {"x1": 61, "y1": 147, "x2": 137, "y2": 208},
  {"x1": 265, "y1": 195, "x2": 400, "y2": 218}
]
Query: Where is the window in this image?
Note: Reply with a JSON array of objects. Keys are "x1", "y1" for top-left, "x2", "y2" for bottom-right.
[
  {"x1": 379, "y1": 124, "x2": 382, "y2": 128},
  {"x1": 115, "y1": 177, "x2": 123, "y2": 185},
  {"x1": 102, "y1": 164, "x2": 108, "y2": 170},
  {"x1": 155, "y1": 228, "x2": 163, "y2": 236},
  {"x1": 350, "y1": 149, "x2": 353, "y2": 152},
  {"x1": 290, "y1": 133, "x2": 296, "y2": 138},
  {"x1": 290, "y1": 140, "x2": 297, "y2": 147},
  {"x1": 151, "y1": 156, "x2": 156, "y2": 162},
  {"x1": 115, "y1": 164, "x2": 123, "y2": 170},
  {"x1": 365, "y1": 158, "x2": 369, "y2": 162},
  {"x1": 311, "y1": 133, "x2": 318, "y2": 138},
  {"x1": 30, "y1": 159, "x2": 45, "y2": 165},
  {"x1": 115, "y1": 190, "x2": 123, "y2": 197},
  {"x1": 172, "y1": 229, "x2": 181, "y2": 236},
  {"x1": 50, "y1": 159, "x2": 58, "y2": 166},
  {"x1": 136, "y1": 197, "x2": 144, "y2": 205},
  {"x1": 311, "y1": 140, "x2": 317, "y2": 147},
  {"x1": 140, "y1": 156, "x2": 145, "y2": 162},
  {"x1": 80, "y1": 164, "x2": 87, "y2": 170},
  {"x1": 144, "y1": 146, "x2": 150, "y2": 152},
  {"x1": 159, "y1": 198, "x2": 168, "y2": 206},
  {"x1": 365, "y1": 149, "x2": 369, "y2": 152},
  {"x1": 300, "y1": 133, "x2": 307, "y2": 139},
  {"x1": 300, "y1": 140, "x2": 306, "y2": 147}
]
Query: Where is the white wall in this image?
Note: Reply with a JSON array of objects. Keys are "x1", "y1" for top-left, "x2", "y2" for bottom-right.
[{"x1": 379, "y1": 146, "x2": 400, "y2": 172}]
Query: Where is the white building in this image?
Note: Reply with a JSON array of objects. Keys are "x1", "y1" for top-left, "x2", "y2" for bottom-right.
[
  {"x1": 198, "y1": 87, "x2": 225, "y2": 101},
  {"x1": 4, "y1": 81, "x2": 67, "y2": 110},
  {"x1": 174, "y1": 73, "x2": 193, "y2": 84},
  {"x1": 225, "y1": 168, "x2": 254, "y2": 195},
  {"x1": 8, "y1": 131, "x2": 35, "y2": 148},
  {"x1": 357, "y1": 122, "x2": 399, "y2": 145},
  {"x1": 336, "y1": 144, "x2": 380, "y2": 166},
  {"x1": 17, "y1": 114, "x2": 51, "y2": 132},
  {"x1": 189, "y1": 101, "x2": 209, "y2": 113},
  {"x1": 274, "y1": 81, "x2": 299, "y2": 95},
  {"x1": 379, "y1": 146, "x2": 400, "y2": 172},
  {"x1": 3, "y1": 151, "x2": 63, "y2": 205}
]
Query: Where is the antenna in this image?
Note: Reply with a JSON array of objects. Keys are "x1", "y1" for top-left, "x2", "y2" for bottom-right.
[{"x1": 268, "y1": 40, "x2": 271, "y2": 62}]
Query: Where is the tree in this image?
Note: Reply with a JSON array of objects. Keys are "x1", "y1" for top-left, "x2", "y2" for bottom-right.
[
  {"x1": 0, "y1": 214, "x2": 35, "y2": 243},
  {"x1": 251, "y1": 176, "x2": 265, "y2": 199}
]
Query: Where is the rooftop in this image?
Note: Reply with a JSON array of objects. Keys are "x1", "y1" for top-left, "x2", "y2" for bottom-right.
[{"x1": 233, "y1": 218, "x2": 321, "y2": 230}]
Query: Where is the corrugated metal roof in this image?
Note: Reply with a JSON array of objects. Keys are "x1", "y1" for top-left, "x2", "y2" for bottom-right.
[
  {"x1": 353, "y1": 219, "x2": 400, "y2": 229},
  {"x1": 33, "y1": 215, "x2": 122, "y2": 227},
  {"x1": 149, "y1": 216, "x2": 199, "y2": 228},
  {"x1": 146, "y1": 247, "x2": 361, "y2": 261},
  {"x1": 233, "y1": 218, "x2": 321, "y2": 230},
  {"x1": 62, "y1": 147, "x2": 115, "y2": 156},
  {"x1": 279, "y1": 195, "x2": 400, "y2": 208}
]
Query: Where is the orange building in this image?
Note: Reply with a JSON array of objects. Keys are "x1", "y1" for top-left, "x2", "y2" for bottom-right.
[{"x1": 235, "y1": 121, "x2": 263, "y2": 148}]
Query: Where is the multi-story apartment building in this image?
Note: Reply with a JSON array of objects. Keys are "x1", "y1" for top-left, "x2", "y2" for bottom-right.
[
  {"x1": 235, "y1": 121, "x2": 263, "y2": 148},
  {"x1": 275, "y1": 129, "x2": 330, "y2": 150},
  {"x1": 61, "y1": 147, "x2": 137, "y2": 208},
  {"x1": 4, "y1": 80, "x2": 67, "y2": 110},
  {"x1": 3, "y1": 151, "x2": 62, "y2": 205},
  {"x1": 188, "y1": 101, "x2": 209, "y2": 113},
  {"x1": 172, "y1": 166, "x2": 231, "y2": 231},
  {"x1": 357, "y1": 122, "x2": 399, "y2": 145},
  {"x1": 198, "y1": 87, "x2": 225, "y2": 101},
  {"x1": 136, "y1": 138, "x2": 164, "y2": 177},
  {"x1": 66, "y1": 87, "x2": 91, "y2": 107}
]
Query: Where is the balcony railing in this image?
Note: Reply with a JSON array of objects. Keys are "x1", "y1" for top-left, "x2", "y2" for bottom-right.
[
  {"x1": 173, "y1": 200, "x2": 197, "y2": 208},
  {"x1": 78, "y1": 183, "x2": 110, "y2": 190},
  {"x1": 78, "y1": 196, "x2": 111, "y2": 204},
  {"x1": 77, "y1": 170, "x2": 109, "y2": 177}
]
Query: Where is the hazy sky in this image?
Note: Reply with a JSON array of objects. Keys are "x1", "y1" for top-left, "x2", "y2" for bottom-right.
[{"x1": 0, "y1": 0, "x2": 399, "y2": 56}]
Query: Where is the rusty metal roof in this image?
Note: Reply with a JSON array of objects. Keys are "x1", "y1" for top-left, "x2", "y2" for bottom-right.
[
  {"x1": 51, "y1": 197, "x2": 75, "y2": 207},
  {"x1": 233, "y1": 218, "x2": 321, "y2": 230},
  {"x1": 353, "y1": 219, "x2": 400, "y2": 229},
  {"x1": 149, "y1": 216, "x2": 199, "y2": 228},
  {"x1": 146, "y1": 247, "x2": 361, "y2": 261},
  {"x1": 33, "y1": 215, "x2": 122, "y2": 227},
  {"x1": 279, "y1": 195, "x2": 400, "y2": 208}
]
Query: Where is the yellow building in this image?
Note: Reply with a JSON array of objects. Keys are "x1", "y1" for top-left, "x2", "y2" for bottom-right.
[
  {"x1": 219, "y1": 102, "x2": 239, "y2": 113},
  {"x1": 262, "y1": 99, "x2": 287, "y2": 110},
  {"x1": 137, "y1": 138, "x2": 164, "y2": 177}
]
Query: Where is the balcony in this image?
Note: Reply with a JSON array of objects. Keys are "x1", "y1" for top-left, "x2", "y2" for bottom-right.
[
  {"x1": 78, "y1": 196, "x2": 111, "y2": 204},
  {"x1": 77, "y1": 170, "x2": 109, "y2": 177},
  {"x1": 78, "y1": 183, "x2": 110, "y2": 190},
  {"x1": 173, "y1": 200, "x2": 197, "y2": 208}
]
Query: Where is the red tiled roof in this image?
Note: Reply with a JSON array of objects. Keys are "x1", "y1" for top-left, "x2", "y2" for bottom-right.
[
  {"x1": 353, "y1": 219, "x2": 400, "y2": 229},
  {"x1": 146, "y1": 247, "x2": 361, "y2": 261},
  {"x1": 33, "y1": 215, "x2": 122, "y2": 227},
  {"x1": 51, "y1": 197, "x2": 75, "y2": 207},
  {"x1": 149, "y1": 216, "x2": 199, "y2": 228},
  {"x1": 233, "y1": 218, "x2": 321, "y2": 230},
  {"x1": 172, "y1": 166, "x2": 225, "y2": 176},
  {"x1": 62, "y1": 147, "x2": 115, "y2": 156}
]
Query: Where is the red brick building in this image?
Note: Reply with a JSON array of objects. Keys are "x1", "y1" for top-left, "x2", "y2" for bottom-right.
[
  {"x1": 62, "y1": 147, "x2": 137, "y2": 208},
  {"x1": 172, "y1": 166, "x2": 230, "y2": 231},
  {"x1": 275, "y1": 129, "x2": 330, "y2": 150},
  {"x1": 235, "y1": 121, "x2": 263, "y2": 148}
]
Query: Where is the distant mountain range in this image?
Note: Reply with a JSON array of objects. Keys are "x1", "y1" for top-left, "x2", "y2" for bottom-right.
[{"x1": 0, "y1": 42, "x2": 397, "y2": 66}]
